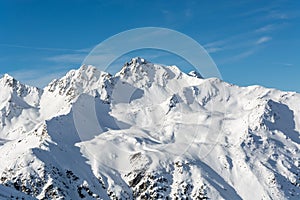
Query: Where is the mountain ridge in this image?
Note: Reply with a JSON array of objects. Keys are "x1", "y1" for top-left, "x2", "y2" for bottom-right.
[{"x1": 0, "y1": 58, "x2": 299, "y2": 199}]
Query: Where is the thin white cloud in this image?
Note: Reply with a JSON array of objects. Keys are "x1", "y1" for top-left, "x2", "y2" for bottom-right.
[
  {"x1": 211, "y1": 36, "x2": 271, "y2": 63},
  {"x1": 282, "y1": 63, "x2": 293, "y2": 67},
  {"x1": 203, "y1": 38, "x2": 231, "y2": 53},
  {"x1": 0, "y1": 43, "x2": 91, "y2": 53},
  {"x1": 237, "y1": 3, "x2": 289, "y2": 21},
  {"x1": 25, "y1": 72, "x2": 66, "y2": 87},
  {"x1": 205, "y1": 47, "x2": 224, "y2": 53},
  {"x1": 46, "y1": 53, "x2": 86, "y2": 63},
  {"x1": 204, "y1": 36, "x2": 258, "y2": 54},
  {"x1": 267, "y1": 10, "x2": 289, "y2": 20},
  {"x1": 234, "y1": 49, "x2": 256, "y2": 60},
  {"x1": 238, "y1": 5, "x2": 274, "y2": 17},
  {"x1": 205, "y1": 28, "x2": 275, "y2": 52},
  {"x1": 255, "y1": 24, "x2": 275, "y2": 33},
  {"x1": 256, "y1": 36, "x2": 272, "y2": 45},
  {"x1": 8, "y1": 66, "x2": 72, "y2": 87},
  {"x1": 274, "y1": 62, "x2": 294, "y2": 67},
  {"x1": 220, "y1": 49, "x2": 257, "y2": 64}
]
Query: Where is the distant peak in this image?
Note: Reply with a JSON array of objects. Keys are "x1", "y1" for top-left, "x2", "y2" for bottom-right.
[
  {"x1": 130, "y1": 57, "x2": 148, "y2": 65},
  {"x1": 188, "y1": 70, "x2": 203, "y2": 79},
  {"x1": 2, "y1": 73, "x2": 15, "y2": 81},
  {"x1": 64, "y1": 65, "x2": 103, "y2": 79},
  {"x1": 123, "y1": 57, "x2": 148, "y2": 68},
  {"x1": 78, "y1": 64, "x2": 98, "y2": 72},
  {"x1": 117, "y1": 57, "x2": 150, "y2": 77},
  {"x1": 0, "y1": 73, "x2": 18, "y2": 87}
]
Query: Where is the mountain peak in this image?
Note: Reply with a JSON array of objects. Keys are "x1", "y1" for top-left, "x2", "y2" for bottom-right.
[
  {"x1": 0, "y1": 73, "x2": 41, "y2": 96},
  {"x1": 78, "y1": 64, "x2": 98, "y2": 72},
  {"x1": 1, "y1": 73, "x2": 15, "y2": 81},
  {"x1": 117, "y1": 57, "x2": 150, "y2": 77},
  {"x1": 0, "y1": 73, "x2": 19, "y2": 88},
  {"x1": 64, "y1": 65, "x2": 102, "y2": 79},
  {"x1": 188, "y1": 70, "x2": 203, "y2": 79},
  {"x1": 43, "y1": 64, "x2": 113, "y2": 106},
  {"x1": 130, "y1": 57, "x2": 147, "y2": 65},
  {"x1": 2, "y1": 73, "x2": 15, "y2": 80},
  {"x1": 122, "y1": 57, "x2": 148, "y2": 69},
  {"x1": 0, "y1": 58, "x2": 300, "y2": 199}
]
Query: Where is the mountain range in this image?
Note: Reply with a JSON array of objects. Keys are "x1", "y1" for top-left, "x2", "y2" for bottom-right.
[{"x1": 0, "y1": 57, "x2": 299, "y2": 199}]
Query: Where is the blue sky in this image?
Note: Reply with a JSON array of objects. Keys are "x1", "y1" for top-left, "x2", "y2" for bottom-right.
[{"x1": 0, "y1": 0, "x2": 299, "y2": 92}]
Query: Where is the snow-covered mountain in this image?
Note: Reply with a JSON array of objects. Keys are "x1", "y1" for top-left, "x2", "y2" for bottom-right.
[{"x1": 0, "y1": 57, "x2": 299, "y2": 199}]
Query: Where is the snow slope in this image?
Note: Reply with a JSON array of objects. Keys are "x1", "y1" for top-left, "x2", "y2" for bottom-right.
[{"x1": 0, "y1": 57, "x2": 299, "y2": 199}]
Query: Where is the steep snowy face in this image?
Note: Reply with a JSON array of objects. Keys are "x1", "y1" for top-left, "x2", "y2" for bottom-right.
[
  {"x1": 0, "y1": 74, "x2": 41, "y2": 108},
  {"x1": 116, "y1": 57, "x2": 202, "y2": 88},
  {"x1": 111, "y1": 57, "x2": 205, "y2": 112},
  {"x1": 0, "y1": 58, "x2": 299, "y2": 200},
  {"x1": 77, "y1": 61, "x2": 300, "y2": 199},
  {"x1": 40, "y1": 65, "x2": 114, "y2": 119},
  {"x1": 188, "y1": 70, "x2": 203, "y2": 78},
  {"x1": 0, "y1": 74, "x2": 42, "y2": 139}
]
